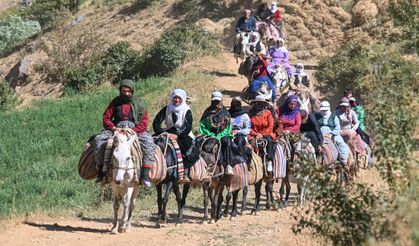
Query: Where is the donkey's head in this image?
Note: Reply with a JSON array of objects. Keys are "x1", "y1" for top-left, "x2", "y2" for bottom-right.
[{"x1": 112, "y1": 132, "x2": 137, "y2": 184}]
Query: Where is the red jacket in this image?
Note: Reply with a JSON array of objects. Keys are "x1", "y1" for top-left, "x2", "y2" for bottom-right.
[
  {"x1": 250, "y1": 110, "x2": 276, "y2": 140},
  {"x1": 273, "y1": 10, "x2": 282, "y2": 23},
  {"x1": 255, "y1": 57, "x2": 269, "y2": 78},
  {"x1": 276, "y1": 108, "x2": 301, "y2": 133},
  {"x1": 103, "y1": 102, "x2": 148, "y2": 135}
]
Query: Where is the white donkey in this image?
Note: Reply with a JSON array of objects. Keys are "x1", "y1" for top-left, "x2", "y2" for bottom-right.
[
  {"x1": 110, "y1": 131, "x2": 140, "y2": 233},
  {"x1": 234, "y1": 32, "x2": 250, "y2": 63}
]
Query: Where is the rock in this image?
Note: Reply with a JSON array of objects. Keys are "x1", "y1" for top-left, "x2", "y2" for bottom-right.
[
  {"x1": 75, "y1": 15, "x2": 85, "y2": 23},
  {"x1": 5, "y1": 57, "x2": 32, "y2": 87}
]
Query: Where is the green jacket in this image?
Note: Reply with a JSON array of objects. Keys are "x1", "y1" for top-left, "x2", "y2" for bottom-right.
[
  {"x1": 199, "y1": 107, "x2": 233, "y2": 140},
  {"x1": 353, "y1": 105, "x2": 365, "y2": 131}
]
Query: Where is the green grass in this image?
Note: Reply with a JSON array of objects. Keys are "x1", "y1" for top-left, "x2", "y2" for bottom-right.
[{"x1": 0, "y1": 72, "x2": 214, "y2": 219}]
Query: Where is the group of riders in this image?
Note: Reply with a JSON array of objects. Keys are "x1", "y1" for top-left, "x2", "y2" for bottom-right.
[{"x1": 92, "y1": 2, "x2": 373, "y2": 188}]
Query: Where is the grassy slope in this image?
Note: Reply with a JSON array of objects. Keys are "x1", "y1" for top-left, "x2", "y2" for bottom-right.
[{"x1": 0, "y1": 72, "x2": 214, "y2": 218}]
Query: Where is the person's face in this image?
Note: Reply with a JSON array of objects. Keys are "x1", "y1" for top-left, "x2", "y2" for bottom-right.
[
  {"x1": 342, "y1": 105, "x2": 350, "y2": 112},
  {"x1": 277, "y1": 41, "x2": 283, "y2": 47},
  {"x1": 244, "y1": 11, "x2": 251, "y2": 18},
  {"x1": 296, "y1": 65, "x2": 303, "y2": 73},
  {"x1": 288, "y1": 100, "x2": 297, "y2": 110},
  {"x1": 173, "y1": 96, "x2": 183, "y2": 106},
  {"x1": 120, "y1": 86, "x2": 133, "y2": 97},
  {"x1": 211, "y1": 100, "x2": 223, "y2": 109}
]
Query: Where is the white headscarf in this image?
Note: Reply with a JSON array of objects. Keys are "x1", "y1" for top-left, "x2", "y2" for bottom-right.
[
  {"x1": 271, "y1": 2, "x2": 278, "y2": 13},
  {"x1": 274, "y1": 38, "x2": 288, "y2": 52},
  {"x1": 249, "y1": 32, "x2": 260, "y2": 46},
  {"x1": 165, "y1": 89, "x2": 190, "y2": 129},
  {"x1": 295, "y1": 63, "x2": 308, "y2": 77}
]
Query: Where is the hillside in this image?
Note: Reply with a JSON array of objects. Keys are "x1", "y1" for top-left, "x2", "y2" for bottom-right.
[{"x1": 0, "y1": 0, "x2": 394, "y2": 107}]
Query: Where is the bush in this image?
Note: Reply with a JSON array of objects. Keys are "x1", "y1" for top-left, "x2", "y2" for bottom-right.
[
  {"x1": 140, "y1": 25, "x2": 220, "y2": 77},
  {"x1": 0, "y1": 15, "x2": 41, "y2": 56},
  {"x1": 23, "y1": 0, "x2": 70, "y2": 28},
  {"x1": 64, "y1": 65, "x2": 104, "y2": 91},
  {"x1": 0, "y1": 80, "x2": 20, "y2": 111},
  {"x1": 102, "y1": 41, "x2": 143, "y2": 83},
  {"x1": 137, "y1": 0, "x2": 160, "y2": 8}
]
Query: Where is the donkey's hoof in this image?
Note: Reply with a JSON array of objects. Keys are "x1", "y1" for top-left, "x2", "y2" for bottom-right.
[
  {"x1": 222, "y1": 211, "x2": 229, "y2": 218},
  {"x1": 230, "y1": 216, "x2": 237, "y2": 222},
  {"x1": 175, "y1": 223, "x2": 182, "y2": 228},
  {"x1": 272, "y1": 203, "x2": 278, "y2": 210},
  {"x1": 118, "y1": 227, "x2": 126, "y2": 233},
  {"x1": 209, "y1": 219, "x2": 216, "y2": 224},
  {"x1": 202, "y1": 220, "x2": 208, "y2": 225}
]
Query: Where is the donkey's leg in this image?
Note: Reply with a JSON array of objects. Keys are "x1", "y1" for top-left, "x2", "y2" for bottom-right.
[
  {"x1": 284, "y1": 176, "x2": 291, "y2": 207},
  {"x1": 216, "y1": 185, "x2": 224, "y2": 221},
  {"x1": 111, "y1": 193, "x2": 121, "y2": 234},
  {"x1": 241, "y1": 186, "x2": 248, "y2": 214},
  {"x1": 223, "y1": 190, "x2": 232, "y2": 217},
  {"x1": 210, "y1": 185, "x2": 217, "y2": 223},
  {"x1": 231, "y1": 190, "x2": 239, "y2": 220},
  {"x1": 265, "y1": 180, "x2": 271, "y2": 209},
  {"x1": 119, "y1": 186, "x2": 135, "y2": 233},
  {"x1": 203, "y1": 184, "x2": 209, "y2": 223},
  {"x1": 161, "y1": 181, "x2": 173, "y2": 224},
  {"x1": 251, "y1": 180, "x2": 263, "y2": 215},
  {"x1": 268, "y1": 180, "x2": 275, "y2": 209},
  {"x1": 179, "y1": 184, "x2": 190, "y2": 224},
  {"x1": 156, "y1": 183, "x2": 163, "y2": 225},
  {"x1": 172, "y1": 183, "x2": 184, "y2": 224},
  {"x1": 127, "y1": 185, "x2": 139, "y2": 231}
]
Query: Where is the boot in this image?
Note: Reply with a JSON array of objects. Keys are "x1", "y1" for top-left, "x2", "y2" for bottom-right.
[
  {"x1": 179, "y1": 168, "x2": 190, "y2": 184},
  {"x1": 141, "y1": 166, "x2": 151, "y2": 187}
]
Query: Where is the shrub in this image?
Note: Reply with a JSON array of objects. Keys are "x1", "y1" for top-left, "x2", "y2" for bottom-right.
[
  {"x1": 102, "y1": 41, "x2": 143, "y2": 83},
  {"x1": 0, "y1": 15, "x2": 41, "y2": 56},
  {"x1": 140, "y1": 25, "x2": 220, "y2": 77},
  {"x1": 137, "y1": 0, "x2": 160, "y2": 8},
  {"x1": 64, "y1": 64, "x2": 104, "y2": 91},
  {"x1": 23, "y1": 0, "x2": 70, "y2": 28},
  {"x1": 0, "y1": 80, "x2": 20, "y2": 111}
]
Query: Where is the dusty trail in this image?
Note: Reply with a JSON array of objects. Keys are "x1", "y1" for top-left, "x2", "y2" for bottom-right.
[{"x1": 0, "y1": 53, "x2": 383, "y2": 245}]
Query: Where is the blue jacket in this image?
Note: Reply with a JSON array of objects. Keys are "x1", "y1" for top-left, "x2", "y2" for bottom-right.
[
  {"x1": 235, "y1": 16, "x2": 257, "y2": 33},
  {"x1": 249, "y1": 76, "x2": 277, "y2": 101}
]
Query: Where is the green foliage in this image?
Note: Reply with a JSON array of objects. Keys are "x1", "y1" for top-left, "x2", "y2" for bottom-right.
[
  {"x1": 388, "y1": 0, "x2": 419, "y2": 53},
  {"x1": 23, "y1": 0, "x2": 70, "y2": 28},
  {"x1": 0, "y1": 80, "x2": 20, "y2": 111},
  {"x1": 0, "y1": 15, "x2": 41, "y2": 56},
  {"x1": 141, "y1": 25, "x2": 220, "y2": 77},
  {"x1": 293, "y1": 166, "x2": 393, "y2": 245},
  {"x1": 101, "y1": 41, "x2": 143, "y2": 83},
  {"x1": 137, "y1": 0, "x2": 160, "y2": 8},
  {"x1": 64, "y1": 65, "x2": 105, "y2": 91}
]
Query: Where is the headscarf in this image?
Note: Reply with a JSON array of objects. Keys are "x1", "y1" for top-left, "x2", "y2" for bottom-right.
[
  {"x1": 319, "y1": 101, "x2": 332, "y2": 118},
  {"x1": 271, "y1": 2, "x2": 278, "y2": 13},
  {"x1": 274, "y1": 38, "x2": 288, "y2": 52},
  {"x1": 229, "y1": 97, "x2": 247, "y2": 118},
  {"x1": 249, "y1": 32, "x2": 260, "y2": 46},
  {"x1": 165, "y1": 89, "x2": 190, "y2": 129},
  {"x1": 114, "y1": 79, "x2": 145, "y2": 124},
  {"x1": 280, "y1": 95, "x2": 300, "y2": 121},
  {"x1": 249, "y1": 95, "x2": 272, "y2": 117},
  {"x1": 295, "y1": 63, "x2": 308, "y2": 77}
]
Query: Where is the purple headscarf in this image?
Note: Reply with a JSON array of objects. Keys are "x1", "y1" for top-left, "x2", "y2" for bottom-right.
[{"x1": 280, "y1": 95, "x2": 300, "y2": 121}]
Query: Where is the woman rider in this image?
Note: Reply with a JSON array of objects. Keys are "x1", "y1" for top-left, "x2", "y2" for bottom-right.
[
  {"x1": 348, "y1": 96, "x2": 371, "y2": 146},
  {"x1": 267, "y1": 38, "x2": 294, "y2": 78},
  {"x1": 199, "y1": 91, "x2": 236, "y2": 175},
  {"x1": 153, "y1": 89, "x2": 201, "y2": 183},
  {"x1": 336, "y1": 97, "x2": 366, "y2": 155},
  {"x1": 248, "y1": 95, "x2": 277, "y2": 171},
  {"x1": 300, "y1": 109, "x2": 323, "y2": 159},
  {"x1": 229, "y1": 97, "x2": 252, "y2": 166},
  {"x1": 276, "y1": 95, "x2": 301, "y2": 134}
]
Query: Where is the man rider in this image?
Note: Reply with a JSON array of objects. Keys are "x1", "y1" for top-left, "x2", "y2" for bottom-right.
[
  {"x1": 234, "y1": 9, "x2": 257, "y2": 48},
  {"x1": 94, "y1": 79, "x2": 155, "y2": 187}
]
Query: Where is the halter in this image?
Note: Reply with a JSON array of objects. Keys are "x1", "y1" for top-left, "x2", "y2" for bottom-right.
[{"x1": 200, "y1": 137, "x2": 222, "y2": 178}]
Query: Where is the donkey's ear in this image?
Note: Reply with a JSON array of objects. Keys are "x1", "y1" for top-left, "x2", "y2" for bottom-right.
[{"x1": 128, "y1": 135, "x2": 137, "y2": 146}]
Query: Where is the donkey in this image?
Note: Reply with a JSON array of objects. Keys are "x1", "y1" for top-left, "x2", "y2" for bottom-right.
[
  {"x1": 154, "y1": 134, "x2": 191, "y2": 226},
  {"x1": 279, "y1": 136, "x2": 316, "y2": 207},
  {"x1": 234, "y1": 32, "x2": 250, "y2": 63},
  {"x1": 110, "y1": 131, "x2": 140, "y2": 233}
]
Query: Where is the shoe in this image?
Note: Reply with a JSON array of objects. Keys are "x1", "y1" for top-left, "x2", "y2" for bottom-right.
[
  {"x1": 141, "y1": 167, "x2": 152, "y2": 187},
  {"x1": 95, "y1": 170, "x2": 106, "y2": 183},
  {"x1": 226, "y1": 165, "x2": 234, "y2": 176},
  {"x1": 267, "y1": 161, "x2": 273, "y2": 172}
]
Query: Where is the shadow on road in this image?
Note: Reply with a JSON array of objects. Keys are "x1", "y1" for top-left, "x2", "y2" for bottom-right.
[{"x1": 24, "y1": 221, "x2": 109, "y2": 234}]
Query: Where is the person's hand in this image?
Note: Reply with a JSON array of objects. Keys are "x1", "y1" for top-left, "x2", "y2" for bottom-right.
[
  {"x1": 256, "y1": 133, "x2": 263, "y2": 139},
  {"x1": 232, "y1": 130, "x2": 238, "y2": 135},
  {"x1": 283, "y1": 130, "x2": 290, "y2": 134},
  {"x1": 113, "y1": 127, "x2": 123, "y2": 132},
  {"x1": 168, "y1": 134, "x2": 178, "y2": 140}
]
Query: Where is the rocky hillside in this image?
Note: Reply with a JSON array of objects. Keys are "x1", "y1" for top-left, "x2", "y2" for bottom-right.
[{"x1": 0, "y1": 0, "x2": 393, "y2": 106}]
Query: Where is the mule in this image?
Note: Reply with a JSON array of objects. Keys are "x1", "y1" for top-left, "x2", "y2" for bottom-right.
[{"x1": 110, "y1": 131, "x2": 140, "y2": 233}]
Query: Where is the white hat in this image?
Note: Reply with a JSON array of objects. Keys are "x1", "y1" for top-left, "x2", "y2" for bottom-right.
[
  {"x1": 211, "y1": 91, "x2": 223, "y2": 101},
  {"x1": 320, "y1": 101, "x2": 331, "y2": 111},
  {"x1": 252, "y1": 95, "x2": 273, "y2": 106}
]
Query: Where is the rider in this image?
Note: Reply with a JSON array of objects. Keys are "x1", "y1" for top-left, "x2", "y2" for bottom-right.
[
  {"x1": 314, "y1": 101, "x2": 350, "y2": 172},
  {"x1": 294, "y1": 63, "x2": 310, "y2": 87},
  {"x1": 336, "y1": 97, "x2": 366, "y2": 155},
  {"x1": 248, "y1": 95, "x2": 277, "y2": 171},
  {"x1": 153, "y1": 89, "x2": 201, "y2": 183},
  {"x1": 276, "y1": 95, "x2": 301, "y2": 134},
  {"x1": 229, "y1": 97, "x2": 252, "y2": 166},
  {"x1": 300, "y1": 109, "x2": 323, "y2": 159},
  {"x1": 243, "y1": 32, "x2": 266, "y2": 75},
  {"x1": 199, "y1": 91, "x2": 236, "y2": 175},
  {"x1": 234, "y1": 9, "x2": 257, "y2": 48},
  {"x1": 94, "y1": 79, "x2": 155, "y2": 187},
  {"x1": 267, "y1": 38, "x2": 294, "y2": 78},
  {"x1": 249, "y1": 74, "x2": 277, "y2": 102},
  {"x1": 348, "y1": 96, "x2": 371, "y2": 146},
  {"x1": 270, "y1": 2, "x2": 282, "y2": 24},
  {"x1": 255, "y1": 3, "x2": 272, "y2": 22}
]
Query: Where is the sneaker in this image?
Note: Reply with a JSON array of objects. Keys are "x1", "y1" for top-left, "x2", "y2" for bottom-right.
[
  {"x1": 95, "y1": 171, "x2": 106, "y2": 183},
  {"x1": 142, "y1": 179, "x2": 152, "y2": 187},
  {"x1": 178, "y1": 176, "x2": 190, "y2": 184},
  {"x1": 226, "y1": 165, "x2": 234, "y2": 176},
  {"x1": 267, "y1": 161, "x2": 273, "y2": 172},
  {"x1": 141, "y1": 167, "x2": 152, "y2": 187}
]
